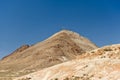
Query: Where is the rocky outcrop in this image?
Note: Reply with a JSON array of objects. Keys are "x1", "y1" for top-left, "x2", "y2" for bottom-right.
[{"x1": 2, "y1": 45, "x2": 30, "y2": 60}]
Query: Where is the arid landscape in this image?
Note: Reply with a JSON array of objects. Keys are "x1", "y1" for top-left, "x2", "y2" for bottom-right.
[
  {"x1": 0, "y1": 30, "x2": 120, "y2": 80},
  {"x1": 1, "y1": 0, "x2": 120, "y2": 80},
  {"x1": 0, "y1": 30, "x2": 98, "y2": 80},
  {"x1": 15, "y1": 44, "x2": 120, "y2": 80}
]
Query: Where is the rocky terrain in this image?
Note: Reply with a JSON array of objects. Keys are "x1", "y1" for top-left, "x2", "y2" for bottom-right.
[
  {"x1": 15, "y1": 44, "x2": 120, "y2": 80},
  {"x1": 0, "y1": 30, "x2": 97, "y2": 79}
]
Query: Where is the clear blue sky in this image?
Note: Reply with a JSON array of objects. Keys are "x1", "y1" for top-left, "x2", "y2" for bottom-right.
[{"x1": 0, "y1": 0, "x2": 120, "y2": 59}]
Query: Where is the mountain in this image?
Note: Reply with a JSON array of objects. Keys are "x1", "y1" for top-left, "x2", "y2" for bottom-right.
[
  {"x1": 0, "y1": 30, "x2": 97, "y2": 79},
  {"x1": 15, "y1": 44, "x2": 120, "y2": 80}
]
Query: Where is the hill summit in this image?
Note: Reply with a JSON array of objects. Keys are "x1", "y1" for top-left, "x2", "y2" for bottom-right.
[{"x1": 0, "y1": 30, "x2": 97, "y2": 79}]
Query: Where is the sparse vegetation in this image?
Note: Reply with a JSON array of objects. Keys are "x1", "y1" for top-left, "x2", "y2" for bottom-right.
[
  {"x1": 51, "y1": 74, "x2": 94, "y2": 80},
  {"x1": 104, "y1": 48, "x2": 112, "y2": 51},
  {"x1": 101, "y1": 56, "x2": 106, "y2": 58},
  {"x1": 18, "y1": 77, "x2": 31, "y2": 80},
  {"x1": 91, "y1": 51, "x2": 95, "y2": 53},
  {"x1": 54, "y1": 78, "x2": 58, "y2": 80}
]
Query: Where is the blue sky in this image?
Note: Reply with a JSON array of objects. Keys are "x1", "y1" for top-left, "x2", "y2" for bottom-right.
[{"x1": 0, "y1": 0, "x2": 120, "y2": 59}]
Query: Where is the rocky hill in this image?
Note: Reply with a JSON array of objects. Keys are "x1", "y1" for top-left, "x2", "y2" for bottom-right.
[
  {"x1": 0, "y1": 30, "x2": 97, "y2": 79},
  {"x1": 15, "y1": 44, "x2": 120, "y2": 80}
]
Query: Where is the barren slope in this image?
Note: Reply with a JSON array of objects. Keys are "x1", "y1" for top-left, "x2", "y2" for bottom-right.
[
  {"x1": 0, "y1": 30, "x2": 97, "y2": 79},
  {"x1": 16, "y1": 44, "x2": 120, "y2": 80}
]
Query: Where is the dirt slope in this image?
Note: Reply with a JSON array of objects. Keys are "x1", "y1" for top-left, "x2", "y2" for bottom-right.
[
  {"x1": 0, "y1": 30, "x2": 97, "y2": 79},
  {"x1": 15, "y1": 44, "x2": 120, "y2": 80}
]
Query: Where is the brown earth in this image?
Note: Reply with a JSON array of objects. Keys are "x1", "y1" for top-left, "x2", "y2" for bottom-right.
[
  {"x1": 0, "y1": 30, "x2": 97, "y2": 79},
  {"x1": 16, "y1": 44, "x2": 120, "y2": 80}
]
